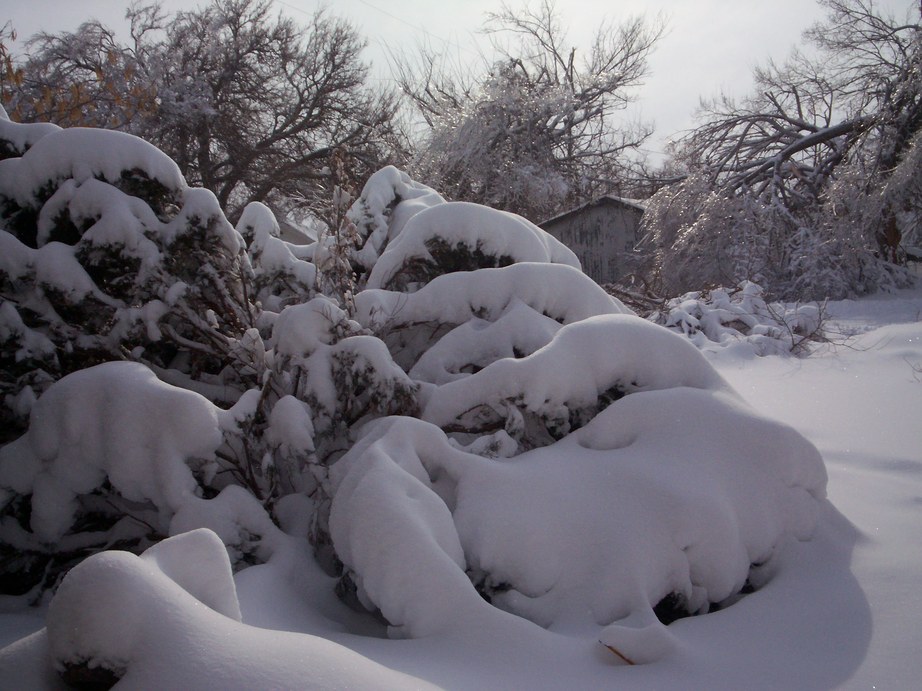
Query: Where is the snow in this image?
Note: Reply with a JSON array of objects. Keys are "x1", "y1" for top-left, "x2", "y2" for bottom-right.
[
  {"x1": 354, "y1": 262, "x2": 628, "y2": 378},
  {"x1": 161, "y1": 187, "x2": 241, "y2": 256},
  {"x1": 0, "y1": 127, "x2": 185, "y2": 207},
  {"x1": 3, "y1": 284, "x2": 918, "y2": 689},
  {"x1": 0, "y1": 109, "x2": 60, "y2": 156},
  {"x1": 356, "y1": 262, "x2": 626, "y2": 331},
  {"x1": 33, "y1": 242, "x2": 117, "y2": 304},
  {"x1": 0, "y1": 302, "x2": 55, "y2": 364},
  {"x1": 237, "y1": 201, "x2": 317, "y2": 312},
  {"x1": 0, "y1": 362, "x2": 221, "y2": 542},
  {"x1": 349, "y1": 165, "x2": 446, "y2": 271},
  {"x1": 0, "y1": 232, "x2": 33, "y2": 282},
  {"x1": 266, "y1": 395, "x2": 316, "y2": 460},
  {"x1": 422, "y1": 313, "x2": 735, "y2": 432},
  {"x1": 10, "y1": 530, "x2": 433, "y2": 690},
  {"x1": 1, "y1": 132, "x2": 921, "y2": 689},
  {"x1": 652, "y1": 281, "x2": 825, "y2": 356},
  {"x1": 36, "y1": 178, "x2": 162, "y2": 267},
  {"x1": 366, "y1": 201, "x2": 580, "y2": 290},
  {"x1": 271, "y1": 298, "x2": 355, "y2": 359},
  {"x1": 327, "y1": 363, "x2": 823, "y2": 639}
]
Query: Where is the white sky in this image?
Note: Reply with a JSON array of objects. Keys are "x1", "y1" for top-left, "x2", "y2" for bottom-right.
[{"x1": 2, "y1": 0, "x2": 917, "y2": 159}]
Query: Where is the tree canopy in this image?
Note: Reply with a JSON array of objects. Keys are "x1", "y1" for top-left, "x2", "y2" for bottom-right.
[
  {"x1": 393, "y1": 0, "x2": 662, "y2": 221},
  {"x1": 642, "y1": 0, "x2": 921, "y2": 300},
  {"x1": 2, "y1": 0, "x2": 403, "y2": 222}
]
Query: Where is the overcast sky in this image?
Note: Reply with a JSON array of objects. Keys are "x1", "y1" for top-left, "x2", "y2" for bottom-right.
[{"x1": 2, "y1": 0, "x2": 916, "y2": 158}]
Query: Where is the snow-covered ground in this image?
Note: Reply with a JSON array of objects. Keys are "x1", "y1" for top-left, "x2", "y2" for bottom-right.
[
  {"x1": 705, "y1": 281, "x2": 922, "y2": 690},
  {"x1": 1, "y1": 279, "x2": 919, "y2": 689}
]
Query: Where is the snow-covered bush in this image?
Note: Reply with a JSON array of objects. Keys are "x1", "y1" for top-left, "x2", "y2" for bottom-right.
[
  {"x1": 0, "y1": 116, "x2": 254, "y2": 443},
  {"x1": 0, "y1": 118, "x2": 411, "y2": 594},
  {"x1": 0, "y1": 116, "x2": 829, "y2": 680},
  {"x1": 322, "y1": 163, "x2": 827, "y2": 634},
  {"x1": 235, "y1": 201, "x2": 316, "y2": 313},
  {"x1": 44, "y1": 528, "x2": 427, "y2": 689},
  {"x1": 650, "y1": 281, "x2": 826, "y2": 356},
  {"x1": 347, "y1": 165, "x2": 445, "y2": 276},
  {"x1": 331, "y1": 384, "x2": 825, "y2": 638},
  {"x1": 0, "y1": 361, "x2": 292, "y2": 596}
]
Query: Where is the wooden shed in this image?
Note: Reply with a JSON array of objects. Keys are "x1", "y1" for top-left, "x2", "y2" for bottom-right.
[{"x1": 539, "y1": 196, "x2": 644, "y2": 285}]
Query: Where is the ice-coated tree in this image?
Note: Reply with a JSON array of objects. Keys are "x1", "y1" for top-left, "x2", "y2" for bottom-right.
[
  {"x1": 2, "y1": 0, "x2": 403, "y2": 221},
  {"x1": 642, "y1": 0, "x2": 920, "y2": 300},
  {"x1": 393, "y1": 0, "x2": 662, "y2": 221}
]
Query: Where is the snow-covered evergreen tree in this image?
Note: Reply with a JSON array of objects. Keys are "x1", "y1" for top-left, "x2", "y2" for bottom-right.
[{"x1": 0, "y1": 114, "x2": 828, "y2": 686}]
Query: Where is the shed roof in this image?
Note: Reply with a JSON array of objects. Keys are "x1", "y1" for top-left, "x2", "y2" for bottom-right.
[{"x1": 539, "y1": 195, "x2": 646, "y2": 229}]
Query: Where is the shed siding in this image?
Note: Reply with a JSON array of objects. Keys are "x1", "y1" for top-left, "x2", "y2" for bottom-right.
[{"x1": 541, "y1": 204, "x2": 641, "y2": 284}]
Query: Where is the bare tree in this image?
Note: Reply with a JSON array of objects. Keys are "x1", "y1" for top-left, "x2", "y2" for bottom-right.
[
  {"x1": 680, "y1": 1, "x2": 922, "y2": 206},
  {"x1": 642, "y1": 0, "x2": 921, "y2": 300},
  {"x1": 3, "y1": 18, "x2": 156, "y2": 131},
  {"x1": 393, "y1": 0, "x2": 663, "y2": 221},
  {"x1": 3, "y1": 0, "x2": 404, "y2": 221}
]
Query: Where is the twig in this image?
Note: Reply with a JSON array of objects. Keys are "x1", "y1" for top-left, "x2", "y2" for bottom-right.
[{"x1": 601, "y1": 643, "x2": 636, "y2": 666}]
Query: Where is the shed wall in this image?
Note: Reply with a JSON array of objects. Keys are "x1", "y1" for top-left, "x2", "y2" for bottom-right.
[{"x1": 542, "y1": 205, "x2": 641, "y2": 284}]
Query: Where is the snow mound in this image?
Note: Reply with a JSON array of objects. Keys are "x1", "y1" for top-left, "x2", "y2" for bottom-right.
[
  {"x1": 42, "y1": 529, "x2": 431, "y2": 690},
  {"x1": 598, "y1": 610, "x2": 679, "y2": 665}
]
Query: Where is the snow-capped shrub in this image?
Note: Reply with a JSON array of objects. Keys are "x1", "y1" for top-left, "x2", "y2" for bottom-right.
[
  {"x1": 355, "y1": 262, "x2": 627, "y2": 376},
  {"x1": 0, "y1": 362, "x2": 223, "y2": 596},
  {"x1": 348, "y1": 165, "x2": 578, "y2": 294},
  {"x1": 650, "y1": 281, "x2": 826, "y2": 356},
  {"x1": 267, "y1": 297, "x2": 419, "y2": 463},
  {"x1": 0, "y1": 363, "x2": 222, "y2": 544},
  {"x1": 422, "y1": 314, "x2": 731, "y2": 445},
  {"x1": 0, "y1": 110, "x2": 60, "y2": 160},
  {"x1": 366, "y1": 201, "x2": 579, "y2": 291},
  {"x1": 0, "y1": 127, "x2": 432, "y2": 595},
  {"x1": 0, "y1": 119, "x2": 829, "y2": 675},
  {"x1": 0, "y1": 127, "x2": 185, "y2": 248},
  {"x1": 45, "y1": 528, "x2": 426, "y2": 690},
  {"x1": 324, "y1": 166, "x2": 827, "y2": 635},
  {"x1": 236, "y1": 201, "x2": 317, "y2": 312},
  {"x1": 0, "y1": 120, "x2": 257, "y2": 447},
  {"x1": 330, "y1": 384, "x2": 826, "y2": 636},
  {"x1": 348, "y1": 165, "x2": 445, "y2": 274}
]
